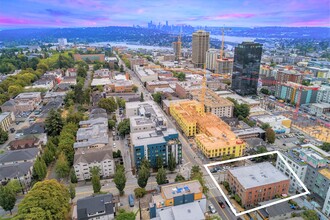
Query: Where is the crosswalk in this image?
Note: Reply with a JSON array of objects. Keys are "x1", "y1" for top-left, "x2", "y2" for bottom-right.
[{"x1": 205, "y1": 182, "x2": 219, "y2": 190}]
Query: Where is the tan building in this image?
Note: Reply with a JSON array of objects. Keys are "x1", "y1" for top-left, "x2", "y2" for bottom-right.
[
  {"x1": 215, "y1": 58, "x2": 233, "y2": 75},
  {"x1": 0, "y1": 112, "x2": 15, "y2": 131},
  {"x1": 192, "y1": 30, "x2": 210, "y2": 68},
  {"x1": 189, "y1": 89, "x2": 234, "y2": 118},
  {"x1": 227, "y1": 162, "x2": 290, "y2": 207},
  {"x1": 146, "y1": 81, "x2": 170, "y2": 92}
]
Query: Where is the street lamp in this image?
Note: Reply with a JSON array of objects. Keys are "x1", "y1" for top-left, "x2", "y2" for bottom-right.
[{"x1": 16, "y1": 171, "x2": 25, "y2": 194}]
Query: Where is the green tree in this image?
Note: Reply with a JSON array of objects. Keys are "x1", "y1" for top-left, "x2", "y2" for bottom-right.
[
  {"x1": 190, "y1": 165, "x2": 208, "y2": 194},
  {"x1": 42, "y1": 144, "x2": 55, "y2": 166},
  {"x1": 260, "y1": 123, "x2": 270, "y2": 130},
  {"x1": 116, "y1": 209, "x2": 136, "y2": 220},
  {"x1": 45, "y1": 109, "x2": 64, "y2": 136},
  {"x1": 70, "y1": 169, "x2": 78, "y2": 183},
  {"x1": 69, "y1": 183, "x2": 76, "y2": 203},
  {"x1": 173, "y1": 72, "x2": 186, "y2": 81},
  {"x1": 98, "y1": 97, "x2": 117, "y2": 113},
  {"x1": 152, "y1": 92, "x2": 162, "y2": 104},
  {"x1": 114, "y1": 165, "x2": 126, "y2": 196},
  {"x1": 91, "y1": 167, "x2": 101, "y2": 193},
  {"x1": 8, "y1": 85, "x2": 23, "y2": 97},
  {"x1": 117, "y1": 118, "x2": 130, "y2": 136},
  {"x1": 132, "y1": 85, "x2": 138, "y2": 93},
  {"x1": 260, "y1": 88, "x2": 270, "y2": 95},
  {"x1": 156, "y1": 167, "x2": 167, "y2": 185},
  {"x1": 141, "y1": 157, "x2": 150, "y2": 172},
  {"x1": 66, "y1": 108, "x2": 84, "y2": 124},
  {"x1": 5, "y1": 180, "x2": 23, "y2": 194},
  {"x1": 16, "y1": 180, "x2": 70, "y2": 220},
  {"x1": 168, "y1": 152, "x2": 176, "y2": 172},
  {"x1": 320, "y1": 142, "x2": 330, "y2": 152},
  {"x1": 227, "y1": 97, "x2": 250, "y2": 118},
  {"x1": 0, "y1": 185, "x2": 16, "y2": 215},
  {"x1": 155, "y1": 155, "x2": 163, "y2": 170},
  {"x1": 265, "y1": 128, "x2": 276, "y2": 144},
  {"x1": 137, "y1": 166, "x2": 150, "y2": 188},
  {"x1": 108, "y1": 119, "x2": 116, "y2": 130},
  {"x1": 120, "y1": 64, "x2": 124, "y2": 72},
  {"x1": 116, "y1": 97, "x2": 126, "y2": 109},
  {"x1": 32, "y1": 157, "x2": 47, "y2": 181},
  {"x1": 55, "y1": 152, "x2": 70, "y2": 179},
  {"x1": 175, "y1": 174, "x2": 186, "y2": 182},
  {"x1": 140, "y1": 92, "x2": 144, "y2": 102},
  {"x1": 302, "y1": 210, "x2": 318, "y2": 220},
  {"x1": 134, "y1": 187, "x2": 146, "y2": 198},
  {"x1": 0, "y1": 128, "x2": 8, "y2": 144}
]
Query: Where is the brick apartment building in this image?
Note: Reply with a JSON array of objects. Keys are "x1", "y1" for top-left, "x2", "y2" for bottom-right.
[{"x1": 226, "y1": 162, "x2": 290, "y2": 207}]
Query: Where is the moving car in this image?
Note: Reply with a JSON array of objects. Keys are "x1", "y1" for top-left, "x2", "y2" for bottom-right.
[
  {"x1": 208, "y1": 204, "x2": 216, "y2": 214},
  {"x1": 218, "y1": 200, "x2": 225, "y2": 208},
  {"x1": 128, "y1": 194, "x2": 135, "y2": 207}
]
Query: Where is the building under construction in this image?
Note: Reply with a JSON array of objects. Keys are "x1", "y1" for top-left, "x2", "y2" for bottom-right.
[
  {"x1": 189, "y1": 88, "x2": 234, "y2": 118},
  {"x1": 172, "y1": 35, "x2": 181, "y2": 62},
  {"x1": 170, "y1": 100, "x2": 245, "y2": 159}
]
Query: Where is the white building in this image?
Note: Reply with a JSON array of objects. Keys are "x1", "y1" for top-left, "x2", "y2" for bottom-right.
[
  {"x1": 276, "y1": 149, "x2": 308, "y2": 192},
  {"x1": 256, "y1": 115, "x2": 291, "y2": 134},
  {"x1": 323, "y1": 188, "x2": 330, "y2": 217},
  {"x1": 310, "y1": 103, "x2": 330, "y2": 116},
  {"x1": 134, "y1": 65, "x2": 158, "y2": 82},
  {"x1": 58, "y1": 38, "x2": 68, "y2": 47},
  {"x1": 317, "y1": 85, "x2": 330, "y2": 104},
  {"x1": 73, "y1": 148, "x2": 115, "y2": 181},
  {"x1": 206, "y1": 49, "x2": 219, "y2": 71}
]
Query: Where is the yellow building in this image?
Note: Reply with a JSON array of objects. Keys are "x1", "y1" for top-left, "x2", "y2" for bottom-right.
[{"x1": 170, "y1": 100, "x2": 245, "y2": 159}]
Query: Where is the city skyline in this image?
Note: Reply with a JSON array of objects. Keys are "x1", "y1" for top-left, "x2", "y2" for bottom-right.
[{"x1": 0, "y1": 0, "x2": 329, "y2": 29}]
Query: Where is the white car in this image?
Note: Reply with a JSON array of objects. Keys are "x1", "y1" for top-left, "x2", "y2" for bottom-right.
[
  {"x1": 208, "y1": 204, "x2": 216, "y2": 214},
  {"x1": 113, "y1": 143, "x2": 116, "y2": 148}
]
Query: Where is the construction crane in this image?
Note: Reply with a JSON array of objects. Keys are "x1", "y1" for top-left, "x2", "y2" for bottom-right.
[
  {"x1": 215, "y1": 27, "x2": 232, "y2": 78},
  {"x1": 220, "y1": 27, "x2": 231, "y2": 60},
  {"x1": 200, "y1": 63, "x2": 207, "y2": 111}
]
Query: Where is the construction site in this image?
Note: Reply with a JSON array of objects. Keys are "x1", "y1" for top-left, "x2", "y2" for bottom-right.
[{"x1": 170, "y1": 100, "x2": 245, "y2": 159}]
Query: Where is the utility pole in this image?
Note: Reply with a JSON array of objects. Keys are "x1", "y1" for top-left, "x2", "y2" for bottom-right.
[{"x1": 139, "y1": 198, "x2": 142, "y2": 220}]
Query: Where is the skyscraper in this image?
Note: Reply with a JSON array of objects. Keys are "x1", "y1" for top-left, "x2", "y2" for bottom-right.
[
  {"x1": 231, "y1": 42, "x2": 263, "y2": 96},
  {"x1": 192, "y1": 30, "x2": 210, "y2": 68}
]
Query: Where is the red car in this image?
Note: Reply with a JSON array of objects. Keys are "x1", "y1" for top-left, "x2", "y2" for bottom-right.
[{"x1": 218, "y1": 201, "x2": 225, "y2": 208}]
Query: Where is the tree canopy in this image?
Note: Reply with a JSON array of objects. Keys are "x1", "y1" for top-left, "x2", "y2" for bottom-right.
[
  {"x1": 114, "y1": 165, "x2": 126, "y2": 196},
  {"x1": 16, "y1": 180, "x2": 70, "y2": 220},
  {"x1": 45, "y1": 109, "x2": 64, "y2": 137},
  {"x1": 98, "y1": 97, "x2": 117, "y2": 113},
  {"x1": 118, "y1": 119, "x2": 130, "y2": 136}
]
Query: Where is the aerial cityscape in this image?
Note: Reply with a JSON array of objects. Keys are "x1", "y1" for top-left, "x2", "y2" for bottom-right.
[{"x1": 0, "y1": 0, "x2": 329, "y2": 220}]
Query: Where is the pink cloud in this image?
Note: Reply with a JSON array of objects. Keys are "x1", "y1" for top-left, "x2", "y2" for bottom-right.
[
  {"x1": 0, "y1": 15, "x2": 50, "y2": 26},
  {"x1": 289, "y1": 18, "x2": 330, "y2": 27},
  {"x1": 205, "y1": 13, "x2": 256, "y2": 20}
]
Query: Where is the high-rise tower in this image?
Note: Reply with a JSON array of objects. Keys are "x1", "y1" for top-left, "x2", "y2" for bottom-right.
[
  {"x1": 192, "y1": 30, "x2": 210, "y2": 68},
  {"x1": 231, "y1": 42, "x2": 263, "y2": 96}
]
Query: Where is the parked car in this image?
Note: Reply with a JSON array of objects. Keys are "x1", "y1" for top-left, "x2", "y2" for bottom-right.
[
  {"x1": 208, "y1": 204, "x2": 216, "y2": 214},
  {"x1": 128, "y1": 194, "x2": 135, "y2": 207}
]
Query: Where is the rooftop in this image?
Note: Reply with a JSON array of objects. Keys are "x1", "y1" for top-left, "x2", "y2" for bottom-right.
[
  {"x1": 74, "y1": 147, "x2": 113, "y2": 165},
  {"x1": 0, "y1": 112, "x2": 11, "y2": 122},
  {"x1": 228, "y1": 162, "x2": 290, "y2": 189},
  {"x1": 311, "y1": 103, "x2": 330, "y2": 109},
  {"x1": 319, "y1": 168, "x2": 330, "y2": 179},
  {"x1": 77, "y1": 194, "x2": 114, "y2": 220},
  {"x1": 161, "y1": 180, "x2": 202, "y2": 200},
  {"x1": 157, "y1": 201, "x2": 205, "y2": 220},
  {"x1": 0, "y1": 148, "x2": 39, "y2": 164},
  {"x1": 15, "y1": 92, "x2": 41, "y2": 99},
  {"x1": 0, "y1": 162, "x2": 33, "y2": 180},
  {"x1": 131, "y1": 128, "x2": 178, "y2": 147},
  {"x1": 190, "y1": 89, "x2": 234, "y2": 108}
]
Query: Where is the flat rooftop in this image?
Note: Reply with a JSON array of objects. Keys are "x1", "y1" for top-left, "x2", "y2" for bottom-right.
[
  {"x1": 15, "y1": 92, "x2": 41, "y2": 99},
  {"x1": 319, "y1": 168, "x2": 330, "y2": 179},
  {"x1": 228, "y1": 162, "x2": 289, "y2": 189},
  {"x1": 312, "y1": 103, "x2": 330, "y2": 109},
  {"x1": 190, "y1": 89, "x2": 234, "y2": 108},
  {"x1": 161, "y1": 180, "x2": 202, "y2": 200}
]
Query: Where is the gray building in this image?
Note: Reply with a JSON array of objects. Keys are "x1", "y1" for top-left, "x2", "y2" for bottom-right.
[{"x1": 192, "y1": 30, "x2": 210, "y2": 68}]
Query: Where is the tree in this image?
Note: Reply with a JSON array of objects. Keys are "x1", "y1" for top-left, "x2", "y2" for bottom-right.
[
  {"x1": 16, "y1": 180, "x2": 70, "y2": 220},
  {"x1": 117, "y1": 118, "x2": 130, "y2": 136},
  {"x1": 168, "y1": 152, "x2": 176, "y2": 172},
  {"x1": 260, "y1": 88, "x2": 270, "y2": 95},
  {"x1": 8, "y1": 85, "x2": 23, "y2": 97},
  {"x1": 320, "y1": 142, "x2": 330, "y2": 152},
  {"x1": 91, "y1": 167, "x2": 101, "y2": 193},
  {"x1": 98, "y1": 97, "x2": 117, "y2": 113},
  {"x1": 152, "y1": 92, "x2": 162, "y2": 104},
  {"x1": 155, "y1": 155, "x2": 163, "y2": 170},
  {"x1": 69, "y1": 183, "x2": 76, "y2": 203},
  {"x1": 141, "y1": 157, "x2": 150, "y2": 172},
  {"x1": 190, "y1": 165, "x2": 209, "y2": 194},
  {"x1": 114, "y1": 165, "x2": 126, "y2": 196},
  {"x1": 66, "y1": 108, "x2": 84, "y2": 124},
  {"x1": 70, "y1": 169, "x2": 78, "y2": 183},
  {"x1": 5, "y1": 180, "x2": 23, "y2": 194},
  {"x1": 137, "y1": 166, "x2": 150, "y2": 188},
  {"x1": 116, "y1": 209, "x2": 136, "y2": 220},
  {"x1": 0, "y1": 185, "x2": 16, "y2": 215},
  {"x1": 120, "y1": 64, "x2": 124, "y2": 72},
  {"x1": 55, "y1": 152, "x2": 70, "y2": 179},
  {"x1": 140, "y1": 92, "x2": 144, "y2": 102},
  {"x1": 175, "y1": 174, "x2": 186, "y2": 182},
  {"x1": 42, "y1": 143, "x2": 55, "y2": 166},
  {"x1": 108, "y1": 119, "x2": 116, "y2": 130},
  {"x1": 45, "y1": 109, "x2": 64, "y2": 136},
  {"x1": 260, "y1": 123, "x2": 270, "y2": 130},
  {"x1": 302, "y1": 210, "x2": 318, "y2": 220},
  {"x1": 116, "y1": 97, "x2": 126, "y2": 109},
  {"x1": 156, "y1": 167, "x2": 167, "y2": 185},
  {"x1": 134, "y1": 187, "x2": 146, "y2": 198},
  {"x1": 227, "y1": 97, "x2": 250, "y2": 118},
  {"x1": 32, "y1": 157, "x2": 47, "y2": 181},
  {"x1": 0, "y1": 128, "x2": 8, "y2": 144},
  {"x1": 265, "y1": 128, "x2": 276, "y2": 144},
  {"x1": 132, "y1": 85, "x2": 138, "y2": 93}
]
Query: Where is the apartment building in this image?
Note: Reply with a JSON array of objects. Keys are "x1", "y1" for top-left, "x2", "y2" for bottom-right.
[
  {"x1": 189, "y1": 89, "x2": 234, "y2": 118},
  {"x1": 170, "y1": 100, "x2": 245, "y2": 159},
  {"x1": 0, "y1": 112, "x2": 15, "y2": 131},
  {"x1": 134, "y1": 65, "x2": 158, "y2": 82},
  {"x1": 149, "y1": 180, "x2": 207, "y2": 219},
  {"x1": 1, "y1": 92, "x2": 41, "y2": 113},
  {"x1": 192, "y1": 30, "x2": 210, "y2": 68},
  {"x1": 73, "y1": 147, "x2": 115, "y2": 181},
  {"x1": 227, "y1": 162, "x2": 290, "y2": 207},
  {"x1": 146, "y1": 81, "x2": 170, "y2": 93}
]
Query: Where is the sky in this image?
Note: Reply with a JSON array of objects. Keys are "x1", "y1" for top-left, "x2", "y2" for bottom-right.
[{"x1": 0, "y1": 0, "x2": 329, "y2": 28}]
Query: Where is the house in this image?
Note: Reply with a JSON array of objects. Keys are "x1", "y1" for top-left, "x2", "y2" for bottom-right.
[
  {"x1": 9, "y1": 136, "x2": 42, "y2": 150},
  {"x1": 74, "y1": 194, "x2": 118, "y2": 220},
  {"x1": 0, "y1": 148, "x2": 39, "y2": 165},
  {"x1": 65, "y1": 68, "x2": 77, "y2": 77},
  {"x1": 73, "y1": 147, "x2": 115, "y2": 181},
  {"x1": 0, "y1": 162, "x2": 34, "y2": 185}
]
